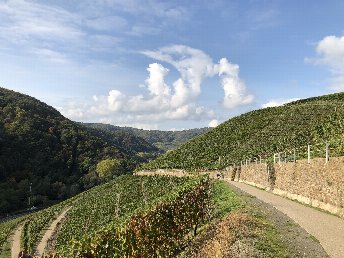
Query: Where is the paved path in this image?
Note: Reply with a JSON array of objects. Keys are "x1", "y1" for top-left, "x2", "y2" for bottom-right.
[
  {"x1": 34, "y1": 207, "x2": 71, "y2": 257},
  {"x1": 11, "y1": 225, "x2": 22, "y2": 258},
  {"x1": 227, "y1": 180, "x2": 344, "y2": 258}
]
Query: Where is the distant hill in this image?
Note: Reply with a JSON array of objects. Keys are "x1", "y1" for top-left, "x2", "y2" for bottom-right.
[
  {"x1": 84, "y1": 123, "x2": 209, "y2": 151},
  {"x1": 0, "y1": 87, "x2": 159, "y2": 214},
  {"x1": 140, "y1": 92, "x2": 344, "y2": 170}
]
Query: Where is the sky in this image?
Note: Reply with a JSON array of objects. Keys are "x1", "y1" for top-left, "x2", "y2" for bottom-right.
[{"x1": 1, "y1": 0, "x2": 344, "y2": 130}]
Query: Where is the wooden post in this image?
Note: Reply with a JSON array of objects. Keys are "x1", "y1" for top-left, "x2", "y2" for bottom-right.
[
  {"x1": 325, "y1": 142, "x2": 329, "y2": 163},
  {"x1": 284, "y1": 152, "x2": 287, "y2": 162},
  {"x1": 259, "y1": 156, "x2": 262, "y2": 164},
  {"x1": 293, "y1": 149, "x2": 296, "y2": 163},
  {"x1": 308, "y1": 144, "x2": 311, "y2": 164},
  {"x1": 278, "y1": 153, "x2": 281, "y2": 165},
  {"x1": 273, "y1": 154, "x2": 276, "y2": 163}
]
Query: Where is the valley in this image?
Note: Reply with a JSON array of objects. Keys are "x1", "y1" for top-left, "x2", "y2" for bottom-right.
[{"x1": 0, "y1": 89, "x2": 343, "y2": 257}]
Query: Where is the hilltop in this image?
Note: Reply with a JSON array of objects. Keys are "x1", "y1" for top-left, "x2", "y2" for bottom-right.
[
  {"x1": 140, "y1": 92, "x2": 344, "y2": 170},
  {"x1": 84, "y1": 123, "x2": 209, "y2": 151},
  {"x1": 0, "y1": 87, "x2": 159, "y2": 215}
]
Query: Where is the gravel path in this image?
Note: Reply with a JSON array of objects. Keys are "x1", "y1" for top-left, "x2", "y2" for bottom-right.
[
  {"x1": 34, "y1": 207, "x2": 71, "y2": 257},
  {"x1": 227, "y1": 180, "x2": 344, "y2": 258},
  {"x1": 11, "y1": 225, "x2": 22, "y2": 258}
]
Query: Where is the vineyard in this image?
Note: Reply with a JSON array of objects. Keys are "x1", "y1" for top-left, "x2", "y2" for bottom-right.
[
  {"x1": 21, "y1": 201, "x2": 70, "y2": 253},
  {"x1": 0, "y1": 175, "x2": 215, "y2": 257},
  {"x1": 0, "y1": 216, "x2": 26, "y2": 257},
  {"x1": 56, "y1": 175, "x2": 204, "y2": 257},
  {"x1": 0, "y1": 175, "x2": 314, "y2": 257},
  {"x1": 139, "y1": 92, "x2": 344, "y2": 170}
]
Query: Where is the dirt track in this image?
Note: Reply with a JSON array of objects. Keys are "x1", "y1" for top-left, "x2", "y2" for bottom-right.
[
  {"x1": 34, "y1": 207, "x2": 71, "y2": 257},
  {"x1": 227, "y1": 180, "x2": 344, "y2": 258},
  {"x1": 11, "y1": 225, "x2": 22, "y2": 258}
]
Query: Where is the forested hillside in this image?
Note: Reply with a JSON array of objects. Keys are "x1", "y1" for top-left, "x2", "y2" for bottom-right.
[
  {"x1": 0, "y1": 88, "x2": 158, "y2": 215},
  {"x1": 84, "y1": 123, "x2": 209, "y2": 151},
  {"x1": 140, "y1": 92, "x2": 344, "y2": 170}
]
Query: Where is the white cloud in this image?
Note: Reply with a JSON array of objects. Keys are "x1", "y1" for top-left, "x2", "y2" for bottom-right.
[
  {"x1": 309, "y1": 35, "x2": 344, "y2": 91},
  {"x1": 143, "y1": 45, "x2": 253, "y2": 109},
  {"x1": 316, "y1": 35, "x2": 344, "y2": 70},
  {"x1": 87, "y1": 45, "x2": 222, "y2": 123},
  {"x1": 58, "y1": 45, "x2": 253, "y2": 127},
  {"x1": 262, "y1": 98, "x2": 299, "y2": 108},
  {"x1": 217, "y1": 58, "x2": 254, "y2": 108},
  {"x1": 209, "y1": 119, "x2": 219, "y2": 127},
  {"x1": 0, "y1": 0, "x2": 83, "y2": 44},
  {"x1": 146, "y1": 63, "x2": 170, "y2": 96},
  {"x1": 143, "y1": 45, "x2": 217, "y2": 98}
]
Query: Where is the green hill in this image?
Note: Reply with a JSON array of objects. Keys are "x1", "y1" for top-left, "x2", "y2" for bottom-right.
[
  {"x1": 84, "y1": 123, "x2": 209, "y2": 151},
  {"x1": 0, "y1": 87, "x2": 158, "y2": 215},
  {"x1": 140, "y1": 92, "x2": 344, "y2": 171},
  {"x1": 81, "y1": 124, "x2": 161, "y2": 155}
]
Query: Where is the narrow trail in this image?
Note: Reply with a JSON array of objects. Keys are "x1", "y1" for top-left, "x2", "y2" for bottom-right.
[
  {"x1": 11, "y1": 225, "x2": 22, "y2": 258},
  {"x1": 34, "y1": 207, "x2": 71, "y2": 257},
  {"x1": 227, "y1": 180, "x2": 344, "y2": 258}
]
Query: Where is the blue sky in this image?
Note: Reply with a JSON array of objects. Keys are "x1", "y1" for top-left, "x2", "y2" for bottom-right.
[{"x1": 1, "y1": 0, "x2": 344, "y2": 130}]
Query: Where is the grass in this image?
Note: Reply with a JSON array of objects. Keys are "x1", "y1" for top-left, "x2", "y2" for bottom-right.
[
  {"x1": 252, "y1": 211, "x2": 289, "y2": 258},
  {"x1": 182, "y1": 180, "x2": 289, "y2": 257},
  {"x1": 211, "y1": 179, "x2": 245, "y2": 219}
]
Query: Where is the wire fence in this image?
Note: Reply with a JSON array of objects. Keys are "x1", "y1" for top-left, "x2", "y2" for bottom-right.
[{"x1": 236, "y1": 141, "x2": 344, "y2": 167}]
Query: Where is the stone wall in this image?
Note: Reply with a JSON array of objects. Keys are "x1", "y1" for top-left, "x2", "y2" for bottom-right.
[
  {"x1": 230, "y1": 157, "x2": 344, "y2": 217},
  {"x1": 135, "y1": 169, "x2": 189, "y2": 177}
]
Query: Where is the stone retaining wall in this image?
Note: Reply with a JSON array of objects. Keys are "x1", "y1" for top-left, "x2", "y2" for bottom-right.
[{"x1": 231, "y1": 157, "x2": 344, "y2": 217}]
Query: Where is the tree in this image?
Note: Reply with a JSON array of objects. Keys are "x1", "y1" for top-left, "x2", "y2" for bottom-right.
[{"x1": 96, "y1": 159, "x2": 122, "y2": 179}]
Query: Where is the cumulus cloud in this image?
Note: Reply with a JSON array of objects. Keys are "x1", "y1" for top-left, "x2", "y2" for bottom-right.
[
  {"x1": 62, "y1": 45, "x2": 253, "y2": 126},
  {"x1": 142, "y1": 45, "x2": 253, "y2": 109},
  {"x1": 142, "y1": 45, "x2": 217, "y2": 98},
  {"x1": 217, "y1": 58, "x2": 254, "y2": 108},
  {"x1": 308, "y1": 35, "x2": 344, "y2": 91},
  {"x1": 88, "y1": 49, "x2": 216, "y2": 123},
  {"x1": 262, "y1": 98, "x2": 299, "y2": 108},
  {"x1": 208, "y1": 119, "x2": 219, "y2": 128}
]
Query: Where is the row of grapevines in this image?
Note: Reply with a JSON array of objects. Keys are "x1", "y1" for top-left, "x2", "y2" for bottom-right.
[
  {"x1": 55, "y1": 175, "x2": 196, "y2": 257},
  {"x1": 0, "y1": 216, "x2": 26, "y2": 256},
  {"x1": 72, "y1": 176, "x2": 211, "y2": 258},
  {"x1": 20, "y1": 199, "x2": 73, "y2": 253}
]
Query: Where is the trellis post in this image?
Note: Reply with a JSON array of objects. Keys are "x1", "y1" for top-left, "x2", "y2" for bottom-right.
[
  {"x1": 293, "y1": 149, "x2": 296, "y2": 163},
  {"x1": 308, "y1": 144, "x2": 311, "y2": 164},
  {"x1": 325, "y1": 142, "x2": 329, "y2": 163}
]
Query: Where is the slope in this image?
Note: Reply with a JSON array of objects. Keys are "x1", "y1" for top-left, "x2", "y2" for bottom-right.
[
  {"x1": 84, "y1": 123, "x2": 209, "y2": 151},
  {"x1": 140, "y1": 92, "x2": 344, "y2": 170},
  {"x1": 1, "y1": 175, "x2": 210, "y2": 257},
  {"x1": 0, "y1": 87, "x2": 156, "y2": 215}
]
